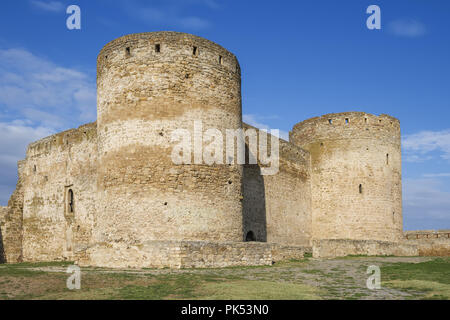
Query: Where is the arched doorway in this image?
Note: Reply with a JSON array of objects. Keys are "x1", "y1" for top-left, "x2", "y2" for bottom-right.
[{"x1": 245, "y1": 230, "x2": 256, "y2": 242}]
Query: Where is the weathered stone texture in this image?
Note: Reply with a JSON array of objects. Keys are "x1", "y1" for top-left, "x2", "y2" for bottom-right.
[
  {"x1": 404, "y1": 230, "x2": 450, "y2": 256},
  {"x1": 291, "y1": 112, "x2": 403, "y2": 242},
  {"x1": 271, "y1": 244, "x2": 309, "y2": 261},
  {"x1": 80, "y1": 240, "x2": 273, "y2": 269},
  {"x1": 0, "y1": 206, "x2": 8, "y2": 262},
  {"x1": 20, "y1": 122, "x2": 97, "y2": 262},
  {"x1": 312, "y1": 239, "x2": 418, "y2": 258},
  {"x1": 0, "y1": 161, "x2": 25, "y2": 263},
  {"x1": 243, "y1": 124, "x2": 312, "y2": 246}
]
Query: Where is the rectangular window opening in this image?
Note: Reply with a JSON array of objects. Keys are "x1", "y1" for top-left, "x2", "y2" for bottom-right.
[
  {"x1": 155, "y1": 44, "x2": 161, "y2": 53},
  {"x1": 193, "y1": 46, "x2": 198, "y2": 56},
  {"x1": 345, "y1": 118, "x2": 349, "y2": 124}
]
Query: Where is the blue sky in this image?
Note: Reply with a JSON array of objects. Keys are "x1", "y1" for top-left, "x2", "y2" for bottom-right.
[{"x1": 0, "y1": 0, "x2": 449, "y2": 230}]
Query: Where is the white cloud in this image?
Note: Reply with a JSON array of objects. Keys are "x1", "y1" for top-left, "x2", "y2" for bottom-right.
[
  {"x1": 0, "y1": 121, "x2": 54, "y2": 205},
  {"x1": 123, "y1": 0, "x2": 213, "y2": 30},
  {"x1": 179, "y1": 16, "x2": 210, "y2": 29},
  {"x1": 403, "y1": 178, "x2": 450, "y2": 230},
  {"x1": 243, "y1": 114, "x2": 290, "y2": 141},
  {"x1": 422, "y1": 173, "x2": 450, "y2": 178},
  {"x1": 0, "y1": 48, "x2": 96, "y2": 131},
  {"x1": 388, "y1": 19, "x2": 426, "y2": 38},
  {"x1": 0, "y1": 48, "x2": 96, "y2": 205},
  {"x1": 30, "y1": 0, "x2": 64, "y2": 12},
  {"x1": 402, "y1": 129, "x2": 450, "y2": 162}
]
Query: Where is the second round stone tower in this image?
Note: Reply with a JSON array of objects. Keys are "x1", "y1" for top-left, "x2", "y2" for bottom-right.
[
  {"x1": 93, "y1": 32, "x2": 243, "y2": 261},
  {"x1": 290, "y1": 112, "x2": 403, "y2": 242}
]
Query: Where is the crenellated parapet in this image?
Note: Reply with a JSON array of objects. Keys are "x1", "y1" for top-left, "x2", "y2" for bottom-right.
[{"x1": 290, "y1": 112, "x2": 400, "y2": 147}]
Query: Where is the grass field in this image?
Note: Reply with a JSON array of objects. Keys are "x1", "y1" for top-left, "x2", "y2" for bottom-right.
[{"x1": 0, "y1": 256, "x2": 448, "y2": 300}]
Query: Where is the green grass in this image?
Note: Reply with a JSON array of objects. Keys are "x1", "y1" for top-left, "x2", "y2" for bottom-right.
[
  {"x1": 196, "y1": 280, "x2": 322, "y2": 300},
  {"x1": 382, "y1": 258, "x2": 450, "y2": 284},
  {"x1": 382, "y1": 258, "x2": 450, "y2": 299}
]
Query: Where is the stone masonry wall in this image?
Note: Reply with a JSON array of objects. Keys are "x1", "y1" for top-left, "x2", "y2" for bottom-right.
[
  {"x1": 404, "y1": 230, "x2": 450, "y2": 256},
  {"x1": 290, "y1": 112, "x2": 403, "y2": 242},
  {"x1": 80, "y1": 240, "x2": 273, "y2": 269},
  {"x1": 20, "y1": 122, "x2": 97, "y2": 262},
  {"x1": 242, "y1": 124, "x2": 312, "y2": 246},
  {"x1": 0, "y1": 206, "x2": 8, "y2": 263},
  {"x1": 312, "y1": 239, "x2": 418, "y2": 258},
  {"x1": 0, "y1": 161, "x2": 26, "y2": 263}
]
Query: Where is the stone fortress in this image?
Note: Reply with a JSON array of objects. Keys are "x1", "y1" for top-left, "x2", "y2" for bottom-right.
[{"x1": 0, "y1": 32, "x2": 448, "y2": 268}]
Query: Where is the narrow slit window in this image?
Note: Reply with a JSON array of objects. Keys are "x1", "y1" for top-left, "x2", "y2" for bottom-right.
[
  {"x1": 68, "y1": 189, "x2": 74, "y2": 213},
  {"x1": 155, "y1": 44, "x2": 161, "y2": 53},
  {"x1": 359, "y1": 184, "x2": 363, "y2": 194},
  {"x1": 125, "y1": 47, "x2": 131, "y2": 56},
  {"x1": 365, "y1": 118, "x2": 368, "y2": 123},
  {"x1": 345, "y1": 118, "x2": 349, "y2": 124},
  {"x1": 219, "y1": 55, "x2": 223, "y2": 65},
  {"x1": 193, "y1": 46, "x2": 198, "y2": 56},
  {"x1": 386, "y1": 153, "x2": 389, "y2": 165},
  {"x1": 328, "y1": 119, "x2": 332, "y2": 125}
]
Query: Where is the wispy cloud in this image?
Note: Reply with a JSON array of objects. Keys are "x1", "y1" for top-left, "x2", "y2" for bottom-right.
[
  {"x1": 243, "y1": 114, "x2": 289, "y2": 141},
  {"x1": 403, "y1": 177, "x2": 450, "y2": 230},
  {"x1": 30, "y1": 0, "x2": 64, "y2": 13},
  {"x1": 0, "y1": 48, "x2": 96, "y2": 130},
  {"x1": 0, "y1": 120, "x2": 54, "y2": 205},
  {"x1": 388, "y1": 19, "x2": 426, "y2": 38},
  {"x1": 422, "y1": 173, "x2": 450, "y2": 178},
  {"x1": 122, "y1": 0, "x2": 215, "y2": 30},
  {"x1": 402, "y1": 129, "x2": 450, "y2": 163},
  {"x1": 0, "y1": 48, "x2": 96, "y2": 205}
]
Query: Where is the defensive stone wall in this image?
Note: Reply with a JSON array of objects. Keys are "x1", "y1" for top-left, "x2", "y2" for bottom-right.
[
  {"x1": 242, "y1": 123, "x2": 312, "y2": 246},
  {"x1": 404, "y1": 230, "x2": 450, "y2": 256},
  {"x1": 79, "y1": 240, "x2": 307, "y2": 268},
  {"x1": 312, "y1": 239, "x2": 418, "y2": 258},
  {"x1": 0, "y1": 206, "x2": 8, "y2": 263},
  {"x1": 0, "y1": 160, "x2": 26, "y2": 263},
  {"x1": 20, "y1": 122, "x2": 97, "y2": 262}
]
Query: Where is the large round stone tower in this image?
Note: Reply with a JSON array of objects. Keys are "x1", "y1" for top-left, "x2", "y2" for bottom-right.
[
  {"x1": 91, "y1": 32, "x2": 243, "y2": 265},
  {"x1": 290, "y1": 112, "x2": 403, "y2": 242}
]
